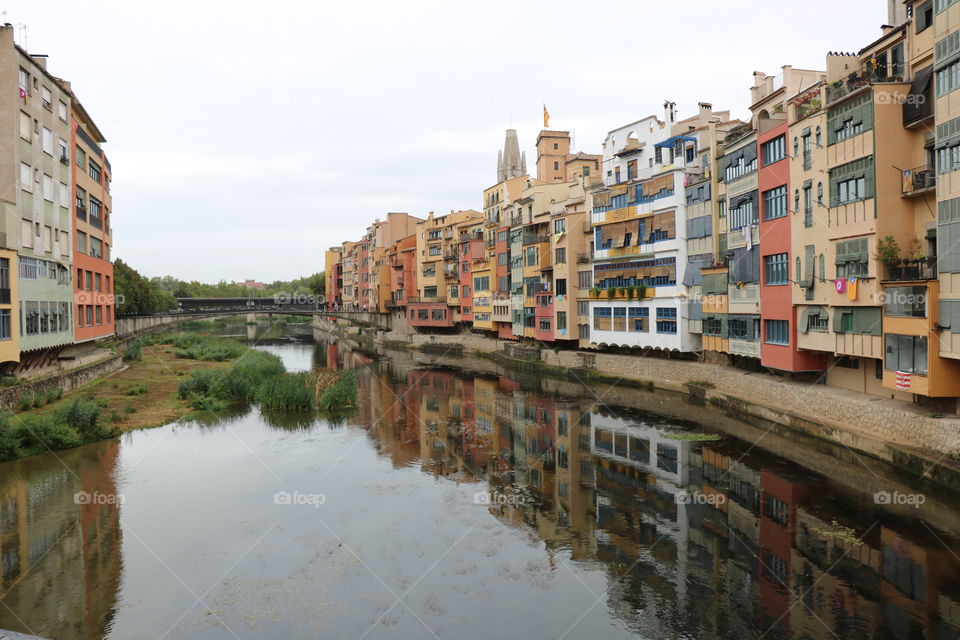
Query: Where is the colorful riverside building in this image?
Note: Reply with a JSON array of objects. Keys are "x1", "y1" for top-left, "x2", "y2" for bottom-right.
[
  {"x1": 586, "y1": 103, "x2": 730, "y2": 353},
  {"x1": 751, "y1": 67, "x2": 830, "y2": 374},
  {"x1": 70, "y1": 94, "x2": 114, "y2": 344},
  {"x1": 6, "y1": 26, "x2": 75, "y2": 370}
]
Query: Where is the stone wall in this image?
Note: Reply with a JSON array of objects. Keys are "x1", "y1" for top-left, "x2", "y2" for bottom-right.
[{"x1": 0, "y1": 354, "x2": 123, "y2": 410}]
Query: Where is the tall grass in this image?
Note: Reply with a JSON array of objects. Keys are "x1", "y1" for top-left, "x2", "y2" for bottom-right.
[
  {"x1": 166, "y1": 333, "x2": 246, "y2": 361},
  {"x1": 0, "y1": 399, "x2": 116, "y2": 462},
  {"x1": 123, "y1": 339, "x2": 143, "y2": 361},
  {"x1": 317, "y1": 371, "x2": 358, "y2": 412}
]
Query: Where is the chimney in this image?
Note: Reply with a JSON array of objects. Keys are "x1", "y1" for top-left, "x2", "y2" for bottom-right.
[
  {"x1": 31, "y1": 54, "x2": 48, "y2": 70},
  {"x1": 698, "y1": 102, "x2": 712, "y2": 116},
  {"x1": 663, "y1": 100, "x2": 676, "y2": 124}
]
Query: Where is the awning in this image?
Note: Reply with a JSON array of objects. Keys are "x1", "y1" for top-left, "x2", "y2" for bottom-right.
[{"x1": 654, "y1": 135, "x2": 697, "y2": 149}]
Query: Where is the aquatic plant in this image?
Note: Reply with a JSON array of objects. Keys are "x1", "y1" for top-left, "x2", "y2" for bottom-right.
[
  {"x1": 257, "y1": 372, "x2": 314, "y2": 410},
  {"x1": 317, "y1": 371, "x2": 358, "y2": 412}
]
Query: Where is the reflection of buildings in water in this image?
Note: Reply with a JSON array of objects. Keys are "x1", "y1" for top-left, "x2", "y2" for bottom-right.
[
  {"x1": 327, "y1": 338, "x2": 960, "y2": 640},
  {"x1": 0, "y1": 441, "x2": 122, "y2": 640}
]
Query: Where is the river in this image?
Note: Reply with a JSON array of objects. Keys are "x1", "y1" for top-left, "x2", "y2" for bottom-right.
[{"x1": 1, "y1": 322, "x2": 959, "y2": 639}]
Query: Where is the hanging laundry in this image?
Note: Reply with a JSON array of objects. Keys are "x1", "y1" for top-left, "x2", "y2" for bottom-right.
[
  {"x1": 846, "y1": 277, "x2": 858, "y2": 300},
  {"x1": 834, "y1": 278, "x2": 847, "y2": 294},
  {"x1": 745, "y1": 225, "x2": 753, "y2": 251}
]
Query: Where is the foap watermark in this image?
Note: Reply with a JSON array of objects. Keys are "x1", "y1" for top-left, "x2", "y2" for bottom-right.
[
  {"x1": 74, "y1": 291, "x2": 121, "y2": 306},
  {"x1": 874, "y1": 490, "x2": 925, "y2": 508},
  {"x1": 273, "y1": 490, "x2": 326, "y2": 508},
  {"x1": 875, "y1": 92, "x2": 926, "y2": 106},
  {"x1": 675, "y1": 491, "x2": 726, "y2": 506},
  {"x1": 273, "y1": 292, "x2": 325, "y2": 306},
  {"x1": 74, "y1": 490, "x2": 124, "y2": 505},
  {"x1": 474, "y1": 490, "x2": 526, "y2": 506}
]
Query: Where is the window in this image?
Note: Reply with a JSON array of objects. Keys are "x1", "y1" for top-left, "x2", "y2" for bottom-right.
[
  {"x1": 803, "y1": 186, "x2": 813, "y2": 226},
  {"x1": 834, "y1": 176, "x2": 867, "y2": 204},
  {"x1": 593, "y1": 307, "x2": 611, "y2": 330},
  {"x1": 85, "y1": 271, "x2": 93, "y2": 290},
  {"x1": 629, "y1": 307, "x2": 649, "y2": 332},
  {"x1": 553, "y1": 161, "x2": 559, "y2": 170},
  {"x1": 884, "y1": 286, "x2": 927, "y2": 317},
  {"x1": 19, "y1": 111, "x2": 31, "y2": 141},
  {"x1": 41, "y1": 127, "x2": 53, "y2": 155},
  {"x1": 762, "y1": 135, "x2": 786, "y2": 165},
  {"x1": 423, "y1": 286, "x2": 437, "y2": 298},
  {"x1": 498, "y1": 252, "x2": 508, "y2": 266},
  {"x1": 834, "y1": 118, "x2": 864, "y2": 142},
  {"x1": 42, "y1": 175, "x2": 53, "y2": 202},
  {"x1": 578, "y1": 271, "x2": 592, "y2": 289},
  {"x1": 554, "y1": 219, "x2": 565, "y2": 234},
  {"x1": 555, "y1": 248, "x2": 566, "y2": 264},
  {"x1": 656, "y1": 307, "x2": 677, "y2": 334},
  {"x1": 729, "y1": 318, "x2": 749, "y2": 339},
  {"x1": 765, "y1": 319, "x2": 789, "y2": 345},
  {"x1": 808, "y1": 312, "x2": 829, "y2": 332},
  {"x1": 577, "y1": 301, "x2": 589, "y2": 316},
  {"x1": 557, "y1": 312, "x2": 567, "y2": 332},
  {"x1": 885, "y1": 334, "x2": 928, "y2": 375},
  {"x1": 937, "y1": 142, "x2": 960, "y2": 174},
  {"x1": 763, "y1": 186, "x2": 787, "y2": 220},
  {"x1": 41, "y1": 85, "x2": 52, "y2": 110},
  {"x1": 497, "y1": 276, "x2": 508, "y2": 292},
  {"x1": 428, "y1": 229, "x2": 441, "y2": 240},
  {"x1": 703, "y1": 317, "x2": 723, "y2": 335},
  {"x1": 539, "y1": 318, "x2": 551, "y2": 331},
  {"x1": 86, "y1": 306, "x2": 94, "y2": 326},
  {"x1": 461, "y1": 261, "x2": 469, "y2": 273},
  {"x1": 428, "y1": 245, "x2": 441, "y2": 256},
  {"x1": 90, "y1": 237, "x2": 103, "y2": 259},
  {"x1": 818, "y1": 254, "x2": 825, "y2": 281},
  {"x1": 938, "y1": 0, "x2": 960, "y2": 12},
  {"x1": 729, "y1": 198, "x2": 756, "y2": 230},
  {"x1": 473, "y1": 276, "x2": 489, "y2": 291},
  {"x1": 724, "y1": 155, "x2": 757, "y2": 182},
  {"x1": 19, "y1": 163, "x2": 32, "y2": 192},
  {"x1": 89, "y1": 198, "x2": 102, "y2": 225},
  {"x1": 58, "y1": 100, "x2": 67, "y2": 121},
  {"x1": 18, "y1": 67, "x2": 29, "y2": 93},
  {"x1": 526, "y1": 246, "x2": 538, "y2": 266},
  {"x1": 88, "y1": 160, "x2": 102, "y2": 182},
  {"x1": 764, "y1": 495, "x2": 790, "y2": 525},
  {"x1": 95, "y1": 306, "x2": 103, "y2": 325},
  {"x1": 555, "y1": 279, "x2": 567, "y2": 296},
  {"x1": 20, "y1": 220, "x2": 33, "y2": 249},
  {"x1": 763, "y1": 253, "x2": 789, "y2": 285}
]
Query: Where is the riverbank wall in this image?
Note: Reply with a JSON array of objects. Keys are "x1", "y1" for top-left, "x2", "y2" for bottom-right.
[
  {"x1": 313, "y1": 314, "x2": 960, "y2": 479},
  {"x1": 0, "y1": 354, "x2": 123, "y2": 411}
]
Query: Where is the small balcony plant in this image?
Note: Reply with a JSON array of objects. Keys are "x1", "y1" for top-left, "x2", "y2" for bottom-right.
[{"x1": 875, "y1": 235, "x2": 901, "y2": 279}]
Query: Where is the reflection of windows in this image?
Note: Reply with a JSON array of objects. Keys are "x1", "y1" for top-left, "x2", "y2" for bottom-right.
[
  {"x1": 885, "y1": 334, "x2": 928, "y2": 374},
  {"x1": 656, "y1": 443, "x2": 678, "y2": 474},
  {"x1": 763, "y1": 549, "x2": 789, "y2": 586},
  {"x1": 764, "y1": 494, "x2": 789, "y2": 525}
]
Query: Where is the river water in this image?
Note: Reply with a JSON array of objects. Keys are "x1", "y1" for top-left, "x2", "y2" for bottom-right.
[{"x1": 2, "y1": 323, "x2": 960, "y2": 639}]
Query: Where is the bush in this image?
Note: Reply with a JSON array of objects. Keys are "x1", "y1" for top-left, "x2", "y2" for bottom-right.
[
  {"x1": 109, "y1": 409, "x2": 122, "y2": 423},
  {"x1": 46, "y1": 387, "x2": 63, "y2": 404},
  {"x1": 0, "y1": 415, "x2": 19, "y2": 461},
  {"x1": 177, "y1": 370, "x2": 221, "y2": 400},
  {"x1": 19, "y1": 393, "x2": 34, "y2": 411},
  {"x1": 14, "y1": 415, "x2": 82, "y2": 453},
  {"x1": 126, "y1": 384, "x2": 149, "y2": 396},
  {"x1": 124, "y1": 404, "x2": 137, "y2": 414},
  {"x1": 257, "y1": 372, "x2": 314, "y2": 410},
  {"x1": 317, "y1": 371, "x2": 358, "y2": 412},
  {"x1": 95, "y1": 397, "x2": 110, "y2": 408},
  {"x1": 124, "y1": 340, "x2": 143, "y2": 362},
  {"x1": 59, "y1": 399, "x2": 108, "y2": 440}
]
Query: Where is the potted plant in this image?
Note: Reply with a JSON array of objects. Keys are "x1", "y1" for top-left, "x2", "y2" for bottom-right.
[
  {"x1": 607, "y1": 287, "x2": 617, "y2": 300},
  {"x1": 875, "y1": 236, "x2": 901, "y2": 279},
  {"x1": 589, "y1": 287, "x2": 601, "y2": 298},
  {"x1": 627, "y1": 286, "x2": 638, "y2": 300},
  {"x1": 638, "y1": 284, "x2": 648, "y2": 299}
]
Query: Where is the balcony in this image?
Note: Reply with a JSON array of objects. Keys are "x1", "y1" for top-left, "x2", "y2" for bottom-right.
[
  {"x1": 883, "y1": 257, "x2": 937, "y2": 282},
  {"x1": 522, "y1": 234, "x2": 550, "y2": 245},
  {"x1": 577, "y1": 253, "x2": 591, "y2": 264},
  {"x1": 901, "y1": 166, "x2": 935, "y2": 197},
  {"x1": 826, "y1": 63, "x2": 906, "y2": 105}
]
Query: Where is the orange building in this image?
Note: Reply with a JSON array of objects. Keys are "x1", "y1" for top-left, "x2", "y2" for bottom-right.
[{"x1": 71, "y1": 98, "x2": 113, "y2": 342}]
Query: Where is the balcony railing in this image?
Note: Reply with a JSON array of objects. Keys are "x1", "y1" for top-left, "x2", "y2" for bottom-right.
[
  {"x1": 576, "y1": 253, "x2": 591, "y2": 264},
  {"x1": 826, "y1": 63, "x2": 906, "y2": 104},
  {"x1": 522, "y1": 234, "x2": 550, "y2": 245},
  {"x1": 884, "y1": 257, "x2": 937, "y2": 282},
  {"x1": 901, "y1": 166, "x2": 936, "y2": 196}
]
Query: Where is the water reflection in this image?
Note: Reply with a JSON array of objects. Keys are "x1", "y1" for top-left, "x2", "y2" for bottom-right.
[
  {"x1": 327, "y1": 342, "x2": 960, "y2": 640},
  {"x1": 0, "y1": 440, "x2": 122, "y2": 639}
]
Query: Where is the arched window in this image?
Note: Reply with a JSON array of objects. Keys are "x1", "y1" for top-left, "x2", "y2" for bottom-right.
[
  {"x1": 796, "y1": 257, "x2": 801, "y2": 281},
  {"x1": 795, "y1": 190, "x2": 800, "y2": 212},
  {"x1": 817, "y1": 182, "x2": 823, "y2": 204},
  {"x1": 794, "y1": 137, "x2": 799, "y2": 157},
  {"x1": 819, "y1": 254, "x2": 825, "y2": 281},
  {"x1": 815, "y1": 126, "x2": 822, "y2": 147}
]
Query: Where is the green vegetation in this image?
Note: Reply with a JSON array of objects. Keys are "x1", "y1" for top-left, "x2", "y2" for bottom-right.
[
  {"x1": 0, "y1": 399, "x2": 116, "y2": 462},
  {"x1": 114, "y1": 259, "x2": 178, "y2": 316},
  {"x1": 149, "y1": 272, "x2": 325, "y2": 299},
  {"x1": 123, "y1": 339, "x2": 143, "y2": 361},
  {"x1": 163, "y1": 333, "x2": 247, "y2": 361},
  {"x1": 663, "y1": 432, "x2": 722, "y2": 442},
  {"x1": 126, "y1": 384, "x2": 149, "y2": 396},
  {"x1": 316, "y1": 370, "x2": 358, "y2": 412},
  {"x1": 813, "y1": 520, "x2": 863, "y2": 546},
  {"x1": 687, "y1": 380, "x2": 716, "y2": 389}
]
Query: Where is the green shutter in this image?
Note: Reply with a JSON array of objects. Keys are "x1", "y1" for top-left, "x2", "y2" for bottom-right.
[{"x1": 853, "y1": 307, "x2": 882, "y2": 335}]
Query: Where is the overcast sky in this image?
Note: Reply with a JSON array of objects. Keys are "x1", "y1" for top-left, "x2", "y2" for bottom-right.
[{"x1": 8, "y1": 0, "x2": 885, "y2": 282}]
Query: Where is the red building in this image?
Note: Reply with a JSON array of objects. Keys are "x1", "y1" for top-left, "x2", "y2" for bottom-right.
[
  {"x1": 458, "y1": 235, "x2": 483, "y2": 324},
  {"x1": 72, "y1": 102, "x2": 114, "y2": 343},
  {"x1": 388, "y1": 235, "x2": 417, "y2": 309},
  {"x1": 757, "y1": 121, "x2": 827, "y2": 373}
]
